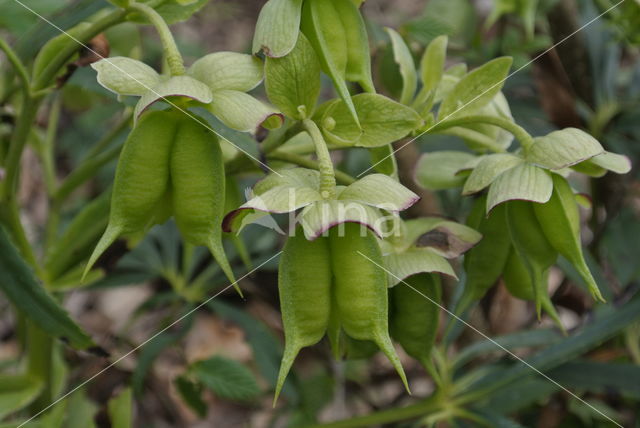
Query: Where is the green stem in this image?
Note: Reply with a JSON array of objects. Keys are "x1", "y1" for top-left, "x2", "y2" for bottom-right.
[
  {"x1": 42, "y1": 96, "x2": 62, "y2": 196},
  {"x1": 26, "y1": 323, "x2": 53, "y2": 413},
  {"x1": 269, "y1": 150, "x2": 355, "y2": 185},
  {"x1": 306, "y1": 394, "x2": 441, "y2": 428},
  {"x1": 0, "y1": 37, "x2": 30, "y2": 97},
  {"x1": 129, "y1": 2, "x2": 185, "y2": 76},
  {"x1": 33, "y1": 8, "x2": 127, "y2": 90},
  {"x1": 429, "y1": 115, "x2": 535, "y2": 152},
  {"x1": 302, "y1": 119, "x2": 337, "y2": 199}
]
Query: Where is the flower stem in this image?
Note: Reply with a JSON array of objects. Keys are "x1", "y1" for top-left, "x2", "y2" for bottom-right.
[
  {"x1": 129, "y1": 2, "x2": 185, "y2": 76},
  {"x1": 303, "y1": 119, "x2": 337, "y2": 199},
  {"x1": 269, "y1": 150, "x2": 355, "y2": 185},
  {"x1": 429, "y1": 115, "x2": 535, "y2": 152},
  {"x1": 0, "y1": 37, "x2": 30, "y2": 97}
]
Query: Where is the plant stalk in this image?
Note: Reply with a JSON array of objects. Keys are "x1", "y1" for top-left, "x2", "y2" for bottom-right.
[{"x1": 303, "y1": 119, "x2": 337, "y2": 199}]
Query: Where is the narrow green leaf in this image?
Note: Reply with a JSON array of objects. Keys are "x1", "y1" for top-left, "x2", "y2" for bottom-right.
[
  {"x1": 486, "y1": 163, "x2": 553, "y2": 212},
  {"x1": 385, "y1": 27, "x2": 417, "y2": 105},
  {"x1": 265, "y1": 33, "x2": 321, "y2": 120},
  {"x1": 0, "y1": 227, "x2": 97, "y2": 350},
  {"x1": 527, "y1": 128, "x2": 604, "y2": 170},
  {"x1": 191, "y1": 356, "x2": 260, "y2": 401},
  {"x1": 414, "y1": 151, "x2": 476, "y2": 190},
  {"x1": 439, "y1": 57, "x2": 512, "y2": 119},
  {"x1": 420, "y1": 35, "x2": 447, "y2": 93},
  {"x1": 321, "y1": 93, "x2": 422, "y2": 147},
  {"x1": 252, "y1": 0, "x2": 304, "y2": 57},
  {"x1": 334, "y1": 0, "x2": 375, "y2": 92},
  {"x1": 108, "y1": 388, "x2": 132, "y2": 428}
]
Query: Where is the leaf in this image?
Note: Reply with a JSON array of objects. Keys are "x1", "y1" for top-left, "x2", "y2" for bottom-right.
[
  {"x1": 65, "y1": 389, "x2": 98, "y2": 428},
  {"x1": 526, "y1": 128, "x2": 604, "y2": 170},
  {"x1": 134, "y1": 76, "x2": 213, "y2": 119},
  {"x1": 486, "y1": 163, "x2": 553, "y2": 212},
  {"x1": 414, "y1": 151, "x2": 476, "y2": 190},
  {"x1": 252, "y1": 0, "x2": 304, "y2": 57},
  {"x1": 299, "y1": 200, "x2": 386, "y2": 240},
  {"x1": 462, "y1": 153, "x2": 523, "y2": 195},
  {"x1": 385, "y1": 27, "x2": 417, "y2": 105},
  {"x1": 174, "y1": 376, "x2": 207, "y2": 417},
  {"x1": 550, "y1": 361, "x2": 640, "y2": 400},
  {"x1": 0, "y1": 227, "x2": 97, "y2": 350},
  {"x1": 32, "y1": 22, "x2": 92, "y2": 83},
  {"x1": 420, "y1": 35, "x2": 448, "y2": 94},
  {"x1": 107, "y1": 388, "x2": 132, "y2": 428},
  {"x1": 338, "y1": 174, "x2": 419, "y2": 211},
  {"x1": 190, "y1": 356, "x2": 260, "y2": 401},
  {"x1": 572, "y1": 151, "x2": 632, "y2": 176},
  {"x1": 439, "y1": 57, "x2": 512, "y2": 119},
  {"x1": 188, "y1": 52, "x2": 263, "y2": 93},
  {"x1": 369, "y1": 145, "x2": 399, "y2": 179},
  {"x1": 207, "y1": 90, "x2": 282, "y2": 133},
  {"x1": 334, "y1": 0, "x2": 374, "y2": 92},
  {"x1": 384, "y1": 248, "x2": 456, "y2": 286},
  {"x1": 91, "y1": 57, "x2": 160, "y2": 96},
  {"x1": 265, "y1": 33, "x2": 321, "y2": 119},
  {"x1": 321, "y1": 93, "x2": 422, "y2": 147},
  {"x1": 0, "y1": 374, "x2": 43, "y2": 419}
]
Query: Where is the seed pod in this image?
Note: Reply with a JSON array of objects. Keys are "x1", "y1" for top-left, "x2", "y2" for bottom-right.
[
  {"x1": 84, "y1": 111, "x2": 178, "y2": 278},
  {"x1": 458, "y1": 195, "x2": 510, "y2": 313},
  {"x1": 274, "y1": 229, "x2": 332, "y2": 402},
  {"x1": 330, "y1": 0, "x2": 375, "y2": 93},
  {"x1": 170, "y1": 116, "x2": 237, "y2": 291},
  {"x1": 329, "y1": 223, "x2": 409, "y2": 392},
  {"x1": 506, "y1": 200, "x2": 558, "y2": 317},
  {"x1": 390, "y1": 273, "x2": 441, "y2": 371},
  {"x1": 503, "y1": 249, "x2": 564, "y2": 330},
  {"x1": 301, "y1": 0, "x2": 359, "y2": 125},
  {"x1": 533, "y1": 174, "x2": 604, "y2": 301}
]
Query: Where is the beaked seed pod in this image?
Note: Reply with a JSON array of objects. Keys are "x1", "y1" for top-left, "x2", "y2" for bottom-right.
[
  {"x1": 329, "y1": 223, "x2": 409, "y2": 392},
  {"x1": 170, "y1": 116, "x2": 236, "y2": 288},
  {"x1": 84, "y1": 111, "x2": 179, "y2": 277},
  {"x1": 390, "y1": 273, "x2": 441, "y2": 370},
  {"x1": 274, "y1": 228, "x2": 332, "y2": 402}
]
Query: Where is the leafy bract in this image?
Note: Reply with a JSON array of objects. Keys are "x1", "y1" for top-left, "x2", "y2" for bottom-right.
[
  {"x1": 338, "y1": 174, "x2": 419, "y2": 211},
  {"x1": 527, "y1": 128, "x2": 604, "y2": 169},
  {"x1": 439, "y1": 57, "x2": 512, "y2": 119},
  {"x1": 265, "y1": 33, "x2": 321, "y2": 119},
  {"x1": 414, "y1": 151, "x2": 476, "y2": 190},
  {"x1": 134, "y1": 75, "x2": 212, "y2": 118},
  {"x1": 300, "y1": 200, "x2": 385, "y2": 239},
  {"x1": 188, "y1": 52, "x2": 263, "y2": 93},
  {"x1": 384, "y1": 248, "x2": 456, "y2": 286},
  {"x1": 487, "y1": 163, "x2": 553, "y2": 212},
  {"x1": 386, "y1": 27, "x2": 417, "y2": 105},
  {"x1": 92, "y1": 57, "x2": 160, "y2": 96},
  {"x1": 252, "y1": 0, "x2": 304, "y2": 57},
  {"x1": 462, "y1": 153, "x2": 523, "y2": 195},
  {"x1": 321, "y1": 93, "x2": 422, "y2": 147},
  {"x1": 207, "y1": 90, "x2": 282, "y2": 133}
]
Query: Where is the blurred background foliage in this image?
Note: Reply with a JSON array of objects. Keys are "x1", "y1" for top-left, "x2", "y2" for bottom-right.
[{"x1": 1, "y1": 0, "x2": 639, "y2": 426}]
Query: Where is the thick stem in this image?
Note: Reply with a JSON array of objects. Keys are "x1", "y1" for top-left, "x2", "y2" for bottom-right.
[
  {"x1": 302, "y1": 119, "x2": 336, "y2": 199},
  {"x1": 129, "y1": 3, "x2": 185, "y2": 76},
  {"x1": 429, "y1": 115, "x2": 535, "y2": 152}
]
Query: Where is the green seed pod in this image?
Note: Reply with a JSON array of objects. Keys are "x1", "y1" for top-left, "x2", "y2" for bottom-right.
[
  {"x1": 301, "y1": 0, "x2": 359, "y2": 126},
  {"x1": 390, "y1": 273, "x2": 441, "y2": 371},
  {"x1": 533, "y1": 174, "x2": 604, "y2": 301},
  {"x1": 170, "y1": 116, "x2": 237, "y2": 290},
  {"x1": 506, "y1": 200, "x2": 558, "y2": 317},
  {"x1": 84, "y1": 111, "x2": 178, "y2": 278},
  {"x1": 458, "y1": 195, "x2": 511, "y2": 313},
  {"x1": 274, "y1": 229, "x2": 332, "y2": 402},
  {"x1": 503, "y1": 249, "x2": 564, "y2": 330},
  {"x1": 330, "y1": 0, "x2": 375, "y2": 93},
  {"x1": 329, "y1": 223, "x2": 409, "y2": 393}
]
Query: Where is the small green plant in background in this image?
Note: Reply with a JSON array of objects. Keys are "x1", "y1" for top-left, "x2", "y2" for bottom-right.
[{"x1": 0, "y1": 0, "x2": 639, "y2": 426}]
